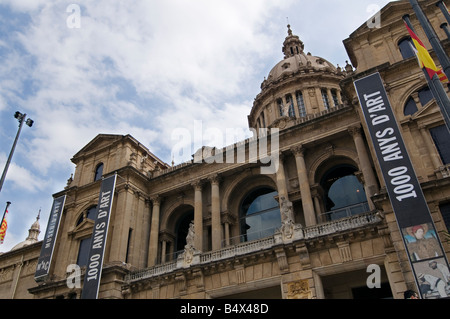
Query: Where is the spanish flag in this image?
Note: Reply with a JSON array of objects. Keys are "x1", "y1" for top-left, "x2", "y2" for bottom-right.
[
  {"x1": 0, "y1": 209, "x2": 7, "y2": 244},
  {"x1": 405, "y1": 22, "x2": 449, "y2": 84}
]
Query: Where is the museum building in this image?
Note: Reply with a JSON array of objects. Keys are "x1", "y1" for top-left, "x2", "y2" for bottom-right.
[{"x1": 0, "y1": 0, "x2": 449, "y2": 299}]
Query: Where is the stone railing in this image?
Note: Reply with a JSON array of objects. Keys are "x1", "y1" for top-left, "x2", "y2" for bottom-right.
[{"x1": 124, "y1": 210, "x2": 382, "y2": 283}]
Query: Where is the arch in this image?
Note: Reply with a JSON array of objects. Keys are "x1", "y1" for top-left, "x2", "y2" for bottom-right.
[
  {"x1": 225, "y1": 174, "x2": 279, "y2": 242},
  {"x1": 71, "y1": 200, "x2": 98, "y2": 227},
  {"x1": 220, "y1": 168, "x2": 277, "y2": 212},
  {"x1": 160, "y1": 203, "x2": 195, "y2": 256},
  {"x1": 76, "y1": 205, "x2": 97, "y2": 226},
  {"x1": 317, "y1": 161, "x2": 369, "y2": 221},
  {"x1": 159, "y1": 197, "x2": 195, "y2": 232},
  {"x1": 173, "y1": 206, "x2": 194, "y2": 253},
  {"x1": 398, "y1": 36, "x2": 415, "y2": 59},
  {"x1": 239, "y1": 187, "x2": 280, "y2": 242},
  {"x1": 309, "y1": 148, "x2": 359, "y2": 185}
]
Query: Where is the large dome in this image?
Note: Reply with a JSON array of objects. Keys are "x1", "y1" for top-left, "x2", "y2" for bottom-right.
[
  {"x1": 266, "y1": 52, "x2": 337, "y2": 84},
  {"x1": 249, "y1": 25, "x2": 349, "y2": 131},
  {"x1": 262, "y1": 24, "x2": 339, "y2": 88}
]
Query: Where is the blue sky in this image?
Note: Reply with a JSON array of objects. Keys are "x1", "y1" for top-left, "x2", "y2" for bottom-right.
[{"x1": 0, "y1": 0, "x2": 396, "y2": 252}]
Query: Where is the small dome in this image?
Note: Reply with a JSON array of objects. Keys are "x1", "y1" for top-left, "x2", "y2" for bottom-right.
[{"x1": 11, "y1": 211, "x2": 41, "y2": 251}]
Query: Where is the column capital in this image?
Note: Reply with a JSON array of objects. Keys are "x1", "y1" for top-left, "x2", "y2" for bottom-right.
[
  {"x1": 291, "y1": 144, "x2": 306, "y2": 157},
  {"x1": 347, "y1": 125, "x2": 362, "y2": 138},
  {"x1": 150, "y1": 195, "x2": 162, "y2": 206},
  {"x1": 191, "y1": 180, "x2": 204, "y2": 191},
  {"x1": 208, "y1": 174, "x2": 222, "y2": 185}
]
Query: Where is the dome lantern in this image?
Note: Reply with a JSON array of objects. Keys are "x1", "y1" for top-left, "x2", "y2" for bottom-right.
[{"x1": 282, "y1": 24, "x2": 304, "y2": 58}]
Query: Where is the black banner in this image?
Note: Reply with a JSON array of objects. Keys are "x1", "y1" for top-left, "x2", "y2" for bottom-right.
[
  {"x1": 34, "y1": 195, "x2": 66, "y2": 281},
  {"x1": 354, "y1": 72, "x2": 450, "y2": 299},
  {"x1": 81, "y1": 173, "x2": 117, "y2": 299}
]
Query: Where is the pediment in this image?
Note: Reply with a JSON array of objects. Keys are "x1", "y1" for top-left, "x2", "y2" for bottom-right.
[
  {"x1": 348, "y1": 1, "x2": 410, "y2": 37},
  {"x1": 68, "y1": 218, "x2": 94, "y2": 239},
  {"x1": 411, "y1": 100, "x2": 440, "y2": 120},
  {"x1": 71, "y1": 134, "x2": 123, "y2": 162}
]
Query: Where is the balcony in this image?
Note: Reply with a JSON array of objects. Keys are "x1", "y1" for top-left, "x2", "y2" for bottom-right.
[{"x1": 124, "y1": 210, "x2": 382, "y2": 283}]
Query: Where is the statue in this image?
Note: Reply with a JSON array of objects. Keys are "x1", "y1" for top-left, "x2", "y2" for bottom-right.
[{"x1": 182, "y1": 221, "x2": 196, "y2": 265}]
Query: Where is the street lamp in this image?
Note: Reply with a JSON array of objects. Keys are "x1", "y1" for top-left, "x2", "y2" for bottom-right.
[{"x1": 0, "y1": 111, "x2": 34, "y2": 193}]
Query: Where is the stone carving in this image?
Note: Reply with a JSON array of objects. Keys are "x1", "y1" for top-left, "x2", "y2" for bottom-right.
[
  {"x1": 178, "y1": 221, "x2": 200, "y2": 267},
  {"x1": 279, "y1": 197, "x2": 295, "y2": 240},
  {"x1": 286, "y1": 280, "x2": 312, "y2": 299}
]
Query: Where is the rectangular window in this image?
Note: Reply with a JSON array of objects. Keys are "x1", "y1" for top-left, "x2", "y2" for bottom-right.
[
  {"x1": 77, "y1": 238, "x2": 92, "y2": 267},
  {"x1": 296, "y1": 91, "x2": 306, "y2": 117},
  {"x1": 286, "y1": 94, "x2": 295, "y2": 117},
  {"x1": 331, "y1": 89, "x2": 339, "y2": 107},
  {"x1": 321, "y1": 89, "x2": 330, "y2": 110},
  {"x1": 430, "y1": 125, "x2": 450, "y2": 165},
  {"x1": 278, "y1": 99, "x2": 284, "y2": 116}
]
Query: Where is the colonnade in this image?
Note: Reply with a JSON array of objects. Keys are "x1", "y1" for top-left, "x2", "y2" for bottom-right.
[{"x1": 146, "y1": 125, "x2": 378, "y2": 267}]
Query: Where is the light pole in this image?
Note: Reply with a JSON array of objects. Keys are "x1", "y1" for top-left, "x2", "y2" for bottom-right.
[{"x1": 0, "y1": 111, "x2": 34, "y2": 193}]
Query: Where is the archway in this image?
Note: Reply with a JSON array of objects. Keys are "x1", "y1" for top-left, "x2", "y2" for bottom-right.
[
  {"x1": 239, "y1": 187, "x2": 281, "y2": 242},
  {"x1": 320, "y1": 164, "x2": 368, "y2": 221}
]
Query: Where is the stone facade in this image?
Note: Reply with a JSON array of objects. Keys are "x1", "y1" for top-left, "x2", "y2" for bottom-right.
[{"x1": 1, "y1": 0, "x2": 449, "y2": 299}]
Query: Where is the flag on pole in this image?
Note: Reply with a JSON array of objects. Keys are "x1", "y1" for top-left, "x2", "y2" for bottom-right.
[
  {"x1": 0, "y1": 209, "x2": 8, "y2": 244},
  {"x1": 404, "y1": 22, "x2": 449, "y2": 84}
]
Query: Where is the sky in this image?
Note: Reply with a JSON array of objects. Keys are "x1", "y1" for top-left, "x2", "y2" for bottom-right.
[{"x1": 0, "y1": 0, "x2": 398, "y2": 252}]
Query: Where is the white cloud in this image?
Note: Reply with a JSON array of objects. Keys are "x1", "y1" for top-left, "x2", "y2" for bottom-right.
[
  {"x1": 0, "y1": 0, "x2": 397, "y2": 249},
  {"x1": 0, "y1": 153, "x2": 47, "y2": 193}
]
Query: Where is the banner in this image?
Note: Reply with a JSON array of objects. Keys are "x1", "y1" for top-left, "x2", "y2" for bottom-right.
[
  {"x1": 35, "y1": 195, "x2": 66, "y2": 281},
  {"x1": 81, "y1": 173, "x2": 117, "y2": 299},
  {"x1": 354, "y1": 72, "x2": 450, "y2": 299}
]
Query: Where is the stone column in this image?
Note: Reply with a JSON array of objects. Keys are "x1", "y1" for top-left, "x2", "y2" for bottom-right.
[
  {"x1": 336, "y1": 90, "x2": 343, "y2": 105},
  {"x1": 192, "y1": 180, "x2": 204, "y2": 251},
  {"x1": 161, "y1": 240, "x2": 167, "y2": 263},
  {"x1": 148, "y1": 196, "x2": 161, "y2": 267},
  {"x1": 348, "y1": 126, "x2": 378, "y2": 210},
  {"x1": 209, "y1": 174, "x2": 222, "y2": 251},
  {"x1": 291, "y1": 145, "x2": 316, "y2": 226}
]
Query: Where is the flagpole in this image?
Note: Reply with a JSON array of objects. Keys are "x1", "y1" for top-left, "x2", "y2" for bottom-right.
[
  {"x1": 408, "y1": 0, "x2": 450, "y2": 80},
  {"x1": 436, "y1": 1, "x2": 450, "y2": 25},
  {"x1": 403, "y1": 14, "x2": 450, "y2": 133},
  {"x1": 0, "y1": 112, "x2": 33, "y2": 193}
]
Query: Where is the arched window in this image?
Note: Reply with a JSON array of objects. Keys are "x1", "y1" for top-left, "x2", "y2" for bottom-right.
[
  {"x1": 404, "y1": 97, "x2": 418, "y2": 116},
  {"x1": 76, "y1": 206, "x2": 97, "y2": 226},
  {"x1": 94, "y1": 163, "x2": 103, "y2": 181},
  {"x1": 321, "y1": 165, "x2": 369, "y2": 221},
  {"x1": 398, "y1": 37, "x2": 415, "y2": 59},
  {"x1": 240, "y1": 188, "x2": 281, "y2": 242},
  {"x1": 175, "y1": 210, "x2": 194, "y2": 253},
  {"x1": 418, "y1": 87, "x2": 433, "y2": 106}
]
